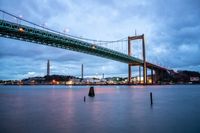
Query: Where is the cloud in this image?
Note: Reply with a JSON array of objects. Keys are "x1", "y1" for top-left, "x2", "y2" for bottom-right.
[{"x1": 0, "y1": 0, "x2": 200, "y2": 80}]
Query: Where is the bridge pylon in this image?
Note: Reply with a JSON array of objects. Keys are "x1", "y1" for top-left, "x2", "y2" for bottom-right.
[{"x1": 128, "y1": 34, "x2": 147, "y2": 84}]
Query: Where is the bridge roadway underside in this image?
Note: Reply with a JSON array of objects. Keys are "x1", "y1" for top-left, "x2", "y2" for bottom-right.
[
  {"x1": 130, "y1": 62, "x2": 169, "y2": 84},
  {"x1": 0, "y1": 19, "x2": 168, "y2": 83},
  {"x1": 0, "y1": 19, "x2": 143, "y2": 64}
]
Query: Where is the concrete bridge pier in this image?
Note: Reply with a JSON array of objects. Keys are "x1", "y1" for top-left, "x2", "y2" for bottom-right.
[
  {"x1": 128, "y1": 64, "x2": 132, "y2": 84},
  {"x1": 151, "y1": 68, "x2": 154, "y2": 84},
  {"x1": 155, "y1": 70, "x2": 160, "y2": 84},
  {"x1": 139, "y1": 66, "x2": 141, "y2": 84}
]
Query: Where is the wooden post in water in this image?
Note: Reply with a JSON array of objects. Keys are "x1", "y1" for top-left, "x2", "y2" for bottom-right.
[
  {"x1": 84, "y1": 96, "x2": 86, "y2": 102},
  {"x1": 150, "y1": 92, "x2": 153, "y2": 105},
  {"x1": 88, "y1": 87, "x2": 95, "y2": 97}
]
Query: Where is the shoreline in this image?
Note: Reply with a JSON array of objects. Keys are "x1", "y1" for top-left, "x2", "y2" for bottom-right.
[{"x1": 1, "y1": 83, "x2": 200, "y2": 86}]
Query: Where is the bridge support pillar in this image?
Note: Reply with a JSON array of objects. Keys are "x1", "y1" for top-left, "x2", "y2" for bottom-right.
[
  {"x1": 127, "y1": 34, "x2": 146, "y2": 85},
  {"x1": 151, "y1": 68, "x2": 154, "y2": 84},
  {"x1": 142, "y1": 35, "x2": 147, "y2": 85},
  {"x1": 128, "y1": 36, "x2": 132, "y2": 84},
  {"x1": 155, "y1": 70, "x2": 160, "y2": 84},
  {"x1": 128, "y1": 64, "x2": 132, "y2": 84},
  {"x1": 139, "y1": 66, "x2": 141, "y2": 84}
]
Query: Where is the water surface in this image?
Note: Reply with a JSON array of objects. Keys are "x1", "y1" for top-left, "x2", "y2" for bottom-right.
[{"x1": 0, "y1": 85, "x2": 200, "y2": 133}]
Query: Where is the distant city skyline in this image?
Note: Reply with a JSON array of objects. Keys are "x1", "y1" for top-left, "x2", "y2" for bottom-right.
[{"x1": 0, "y1": 0, "x2": 200, "y2": 80}]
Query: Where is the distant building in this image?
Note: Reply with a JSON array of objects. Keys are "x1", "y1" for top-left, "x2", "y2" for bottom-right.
[
  {"x1": 82, "y1": 78, "x2": 101, "y2": 83},
  {"x1": 190, "y1": 77, "x2": 200, "y2": 82},
  {"x1": 22, "y1": 77, "x2": 45, "y2": 85}
]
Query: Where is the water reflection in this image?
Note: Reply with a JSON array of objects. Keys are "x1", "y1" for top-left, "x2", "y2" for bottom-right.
[{"x1": 0, "y1": 85, "x2": 200, "y2": 133}]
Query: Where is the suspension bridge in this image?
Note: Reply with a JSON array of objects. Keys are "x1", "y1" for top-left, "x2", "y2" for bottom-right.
[{"x1": 0, "y1": 10, "x2": 169, "y2": 84}]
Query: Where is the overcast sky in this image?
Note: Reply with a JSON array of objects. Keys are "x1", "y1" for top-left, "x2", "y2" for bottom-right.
[{"x1": 0, "y1": 0, "x2": 200, "y2": 80}]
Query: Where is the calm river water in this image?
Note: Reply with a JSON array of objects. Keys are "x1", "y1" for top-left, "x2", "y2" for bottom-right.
[{"x1": 0, "y1": 85, "x2": 200, "y2": 133}]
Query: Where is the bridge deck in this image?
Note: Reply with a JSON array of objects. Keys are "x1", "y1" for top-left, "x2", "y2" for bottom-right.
[
  {"x1": 0, "y1": 19, "x2": 167, "y2": 71},
  {"x1": 0, "y1": 20, "x2": 143, "y2": 64}
]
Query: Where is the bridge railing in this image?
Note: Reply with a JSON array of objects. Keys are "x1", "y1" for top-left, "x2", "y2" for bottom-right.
[
  {"x1": 1, "y1": 10, "x2": 150, "y2": 61},
  {"x1": 0, "y1": 10, "x2": 132, "y2": 54}
]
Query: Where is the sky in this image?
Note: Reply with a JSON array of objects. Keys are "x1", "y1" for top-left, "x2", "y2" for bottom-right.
[{"x1": 0, "y1": 0, "x2": 200, "y2": 80}]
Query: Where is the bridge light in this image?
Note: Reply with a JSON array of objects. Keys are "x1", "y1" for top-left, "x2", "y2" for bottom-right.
[
  {"x1": 19, "y1": 15, "x2": 23, "y2": 19},
  {"x1": 63, "y1": 28, "x2": 69, "y2": 33},
  {"x1": 92, "y1": 45, "x2": 96, "y2": 49},
  {"x1": 19, "y1": 27, "x2": 24, "y2": 32}
]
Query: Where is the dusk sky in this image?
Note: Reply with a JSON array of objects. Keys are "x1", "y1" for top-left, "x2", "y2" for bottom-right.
[{"x1": 0, "y1": 0, "x2": 200, "y2": 80}]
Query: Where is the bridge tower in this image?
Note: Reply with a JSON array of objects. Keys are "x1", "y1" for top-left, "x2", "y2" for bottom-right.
[{"x1": 128, "y1": 34, "x2": 147, "y2": 84}]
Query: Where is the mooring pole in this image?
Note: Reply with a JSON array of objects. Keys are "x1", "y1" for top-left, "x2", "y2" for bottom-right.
[
  {"x1": 84, "y1": 96, "x2": 86, "y2": 102},
  {"x1": 150, "y1": 92, "x2": 153, "y2": 105}
]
